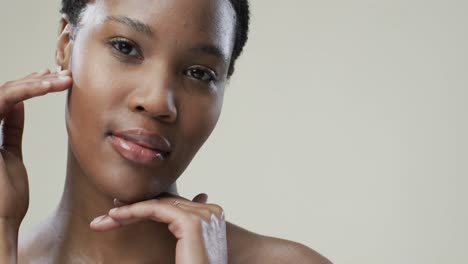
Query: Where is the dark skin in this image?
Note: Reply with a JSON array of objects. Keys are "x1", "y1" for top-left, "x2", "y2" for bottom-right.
[{"x1": 0, "y1": 0, "x2": 331, "y2": 263}]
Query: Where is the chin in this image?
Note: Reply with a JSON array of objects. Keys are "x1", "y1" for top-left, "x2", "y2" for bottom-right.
[
  {"x1": 68, "y1": 139, "x2": 178, "y2": 204},
  {"x1": 93, "y1": 158, "x2": 179, "y2": 203}
]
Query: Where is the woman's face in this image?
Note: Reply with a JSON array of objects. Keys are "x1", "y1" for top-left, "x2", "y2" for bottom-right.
[{"x1": 63, "y1": 0, "x2": 236, "y2": 202}]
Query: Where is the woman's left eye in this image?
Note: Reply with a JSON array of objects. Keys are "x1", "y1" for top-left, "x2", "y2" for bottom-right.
[
  {"x1": 185, "y1": 67, "x2": 217, "y2": 82},
  {"x1": 109, "y1": 38, "x2": 141, "y2": 58}
]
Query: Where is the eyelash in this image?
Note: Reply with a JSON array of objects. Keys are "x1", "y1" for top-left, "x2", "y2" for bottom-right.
[
  {"x1": 184, "y1": 67, "x2": 218, "y2": 83},
  {"x1": 109, "y1": 38, "x2": 143, "y2": 60},
  {"x1": 108, "y1": 37, "x2": 218, "y2": 83}
]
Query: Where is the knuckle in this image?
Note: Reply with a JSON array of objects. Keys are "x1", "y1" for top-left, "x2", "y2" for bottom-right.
[
  {"x1": 200, "y1": 208, "x2": 212, "y2": 220},
  {"x1": 208, "y1": 204, "x2": 224, "y2": 218},
  {"x1": 150, "y1": 206, "x2": 161, "y2": 217},
  {"x1": 127, "y1": 208, "x2": 138, "y2": 218}
]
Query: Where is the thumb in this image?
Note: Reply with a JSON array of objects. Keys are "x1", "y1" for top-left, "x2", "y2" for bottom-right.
[
  {"x1": 192, "y1": 193, "x2": 208, "y2": 204},
  {"x1": 2, "y1": 102, "x2": 25, "y2": 160}
]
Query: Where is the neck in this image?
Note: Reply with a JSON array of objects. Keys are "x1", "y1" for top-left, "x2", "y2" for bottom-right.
[{"x1": 49, "y1": 145, "x2": 177, "y2": 263}]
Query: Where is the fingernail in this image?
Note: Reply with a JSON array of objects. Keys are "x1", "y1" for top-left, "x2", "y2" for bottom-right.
[
  {"x1": 109, "y1": 208, "x2": 119, "y2": 214},
  {"x1": 92, "y1": 215, "x2": 106, "y2": 224},
  {"x1": 58, "y1": 75, "x2": 71, "y2": 81}
]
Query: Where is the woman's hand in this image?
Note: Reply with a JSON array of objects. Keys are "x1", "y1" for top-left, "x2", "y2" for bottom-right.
[
  {"x1": 90, "y1": 193, "x2": 227, "y2": 264},
  {"x1": 0, "y1": 69, "x2": 72, "y2": 227},
  {"x1": 0, "y1": 69, "x2": 71, "y2": 262}
]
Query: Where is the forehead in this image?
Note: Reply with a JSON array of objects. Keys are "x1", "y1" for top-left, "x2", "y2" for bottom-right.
[{"x1": 80, "y1": 0, "x2": 236, "y2": 54}]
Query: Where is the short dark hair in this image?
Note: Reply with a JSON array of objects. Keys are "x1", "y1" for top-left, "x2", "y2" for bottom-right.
[{"x1": 60, "y1": 0, "x2": 250, "y2": 77}]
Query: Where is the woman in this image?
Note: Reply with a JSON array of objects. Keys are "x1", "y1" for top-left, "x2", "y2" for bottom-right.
[{"x1": 0, "y1": 0, "x2": 331, "y2": 263}]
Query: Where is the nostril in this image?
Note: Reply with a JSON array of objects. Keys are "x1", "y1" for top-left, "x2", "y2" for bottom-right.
[{"x1": 131, "y1": 102, "x2": 176, "y2": 123}]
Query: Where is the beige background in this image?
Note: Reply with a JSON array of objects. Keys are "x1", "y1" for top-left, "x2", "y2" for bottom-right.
[{"x1": 1, "y1": 0, "x2": 467, "y2": 263}]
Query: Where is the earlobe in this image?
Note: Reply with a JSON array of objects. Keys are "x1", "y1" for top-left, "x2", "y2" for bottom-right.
[{"x1": 56, "y1": 15, "x2": 73, "y2": 70}]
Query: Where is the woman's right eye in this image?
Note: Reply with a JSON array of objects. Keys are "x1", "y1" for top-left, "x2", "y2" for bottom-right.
[{"x1": 109, "y1": 38, "x2": 142, "y2": 59}]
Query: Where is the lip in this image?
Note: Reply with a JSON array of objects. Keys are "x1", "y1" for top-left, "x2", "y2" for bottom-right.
[{"x1": 108, "y1": 129, "x2": 172, "y2": 165}]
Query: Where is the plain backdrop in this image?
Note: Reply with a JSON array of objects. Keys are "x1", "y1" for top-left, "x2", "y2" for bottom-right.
[{"x1": 1, "y1": 0, "x2": 467, "y2": 263}]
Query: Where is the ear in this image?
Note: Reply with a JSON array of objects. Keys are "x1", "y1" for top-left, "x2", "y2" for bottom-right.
[{"x1": 56, "y1": 14, "x2": 74, "y2": 70}]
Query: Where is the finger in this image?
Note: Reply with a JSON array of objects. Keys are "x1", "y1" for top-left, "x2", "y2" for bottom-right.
[
  {"x1": 109, "y1": 198, "x2": 223, "y2": 223},
  {"x1": 5, "y1": 70, "x2": 71, "y2": 88},
  {"x1": 157, "y1": 195, "x2": 201, "y2": 207},
  {"x1": 159, "y1": 197, "x2": 224, "y2": 219},
  {"x1": 1, "y1": 71, "x2": 72, "y2": 92},
  {"x1": 107, "y1": 200, "x2": 186, "y2": 223},
  {"x1": 103, "y1": 200, "x2": 200, "y2": 238},
  {"x1": 173, "y1": 203, "x2": 213, "y2": 222},
  {"x1": 13, "y1": 70, "x2": 72, "y2": 86},
  {"x1": 0, "y1": 76, "x2": 71, "y2": 116},
  {"x1": 2, "y1": 102, "x2": 25, "y2": 159},
  {"x1": 180, "y1": 202, "x2": 225, "y2": 221},
  {"x1": 192, "y1": 193, "x2": 208, "y2": 204},
  {"x1": 37, "y1": 68, "x2": 51, "y2": 76},
  {"x1": 90, "y1": 214, "x2": 141, "y2": 231},
  {"x1": 156, "y1": 202, "x2": 221, "y2": 226},
  {"x1": 24, "y1": 68, "x2": 50, "y2": 78},
  {"x1": 9, "y1": 76, "x2": 71, "y2": 92}
]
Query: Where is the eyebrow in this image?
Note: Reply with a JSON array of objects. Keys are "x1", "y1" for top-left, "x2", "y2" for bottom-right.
[
  {"x1": 104, "y1": 15, "x2": 154, "y2": 37},
  {"x1": 104, "y1": 15, "x2": 227, "y2": 61},
  {"x1": 190, "y1": 44, "x2": 227, "y2": 61}
]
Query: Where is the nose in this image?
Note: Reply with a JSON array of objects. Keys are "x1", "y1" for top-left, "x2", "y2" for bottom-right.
[{"x1": 127, "y1": 69, "x2": 178, "y2": 123}]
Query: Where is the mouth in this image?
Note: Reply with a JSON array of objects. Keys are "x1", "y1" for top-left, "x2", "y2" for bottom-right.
[{"x1": 107, "y1": 129, "x2": 172, "y2": 165}]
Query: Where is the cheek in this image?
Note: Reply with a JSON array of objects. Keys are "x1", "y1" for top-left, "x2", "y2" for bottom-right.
[
  {"x1": 66, "y1": 36, "x2": 132, "y2": 135},
  {"x1": 66, "y1": 43, "x2": 112, "y2": 139},
  {"x1": 69, "y1": 39, "x2": 126, "y2": 105},
  {"x1": 177, "y1": 92, "x2": 224, "y2": 160},
  {"x1": 65, "y1": 39, "x2": 145, "y2": 197}
]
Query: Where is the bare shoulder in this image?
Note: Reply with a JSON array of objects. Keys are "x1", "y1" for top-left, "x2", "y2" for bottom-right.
[
  {"x1": 254, "y1": 235, "x2": 333, "y2": 264},
  {"x1": 226, "y1": 221, "x2": 332, "y2": 264}
]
